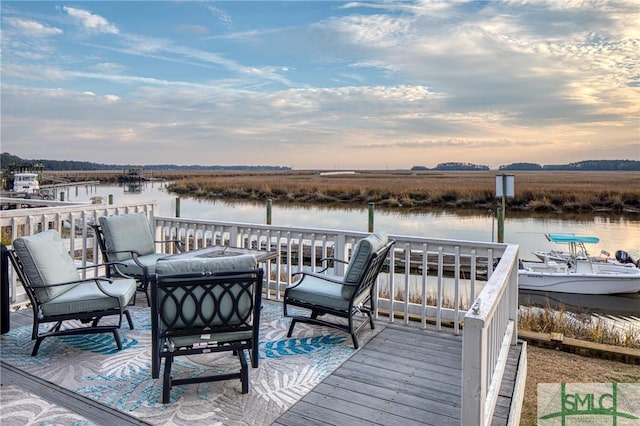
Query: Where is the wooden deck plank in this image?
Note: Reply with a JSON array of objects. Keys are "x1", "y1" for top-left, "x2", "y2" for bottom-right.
[
  {"x1": 1, "y1": 361, "x2": 149, "y2": 426},
  {"x1": 316, "y1": 378, "x2": 460, "y2": 420},
  {"x1": 277, "y1": 326, "x2": 466, "y2": 425},
  {"x1": 288, "y1": 392, "x2": 433, "y2": 426},
  {"x1": 332, "y1": 355, "x2": 461, "y2": 401},
  {"x1": 354, "y1": 346, "x2": 462, "y2": 386},
  {"x1": 491, "y1": 344, "x2": 523, "y2": 425},
  {"x1": 274, "y1": 400, "x2": 380, "y2": 426},
  {"x1": 277, "y1": 324, "x2": 524, "y2": 426}
]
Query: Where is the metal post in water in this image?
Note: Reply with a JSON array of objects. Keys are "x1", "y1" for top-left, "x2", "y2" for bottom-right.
[
  {"x1": 489, "y1": 209, "x2": 495, "y2": 242},
  {"x1": 495, "y1": 174, "x2": 513, "y2": 244},
  {"x1": 497, "y1": 205, "x2": 504, "y2": 243},
  {"x1": 175, "y1": 197, "x2": 181, "y2": 218},
  {"x1": 266, "y1": 199, "x2": 272, "y2": 225},
  {"x1": 368, "y1": 202, "x2": 374, "y2": 232}
]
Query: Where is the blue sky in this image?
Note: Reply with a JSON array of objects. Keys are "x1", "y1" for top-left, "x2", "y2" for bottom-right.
[{"x1": 1, "y1": 1, "x2": 638, "y2": 169}]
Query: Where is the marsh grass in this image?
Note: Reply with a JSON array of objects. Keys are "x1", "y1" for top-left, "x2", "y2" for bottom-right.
[
  {"x1": 45, "y1": 170, "x2": 640, "y2": 212},
  {"x1": 518, "y1": 304, "x2": 640, "y2": 349},
  {"x1": 156, "y1": 170, "x2": 640, "y2": 213}
]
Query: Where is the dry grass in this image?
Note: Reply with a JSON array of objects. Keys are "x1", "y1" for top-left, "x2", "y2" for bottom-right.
[
  {"x1": 160, "y1": 170, "x2": 640, "y2": 213},
  {"x1": 519, "y1": 306, "x2": 640, "y2": 349}
]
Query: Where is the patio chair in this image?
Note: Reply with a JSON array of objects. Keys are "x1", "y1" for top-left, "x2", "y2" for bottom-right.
[
  {"x1": 283, "y1": 232, "x2": 395, "y2": 349},
  {"x1": 91, "y1": 213, "x2": 184, "y2": 305},
  {"x1": 151, "y1": 255, "x2": 263, "y2": 403},
  {"x1": 7, "y1": 230, "x2": 136, "y2": 356}
]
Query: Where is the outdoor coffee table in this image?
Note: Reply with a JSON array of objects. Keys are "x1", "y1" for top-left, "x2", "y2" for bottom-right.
[
  {"x1": 169, "y1": 245, "x2": 277, "y2": 263},
  {"x1": 164, "y1": 246, "x2": 278, "y2": 291}
]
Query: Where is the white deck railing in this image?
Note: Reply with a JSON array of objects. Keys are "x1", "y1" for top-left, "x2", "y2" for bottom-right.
[{"x1": 1, "y1": 202, "x2": 519, "y2": 425}]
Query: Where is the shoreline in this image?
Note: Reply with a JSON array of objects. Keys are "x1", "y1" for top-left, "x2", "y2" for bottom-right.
[{"x1": 519, "y1": 330, "x2": 640, "y2": 365}]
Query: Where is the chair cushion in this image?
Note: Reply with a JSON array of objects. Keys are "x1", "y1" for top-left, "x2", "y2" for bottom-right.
[
  {"x1": 40, "y1": 278, "x2": 137, "y2": 317},
  {"x1": 12, "y1": 230, "x2": 80, "y2": 303},
  {"x1": 99, "y1": 213, "x2": 156, "y2": 261},
  {"x1": 286, "y1": 275, "x2": 351, "y2": 311},
  {"x1": 344, "y1": 232, "x2": 388, "y2": 285}
]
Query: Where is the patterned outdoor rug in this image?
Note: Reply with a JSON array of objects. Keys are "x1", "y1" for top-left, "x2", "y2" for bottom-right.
[{"x1": 0, "y1": 301, "x2": 378, "y2": 425}]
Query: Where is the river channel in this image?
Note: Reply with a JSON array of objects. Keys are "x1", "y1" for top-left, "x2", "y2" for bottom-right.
[{"x1": 63, "y1": 182, "x2": 640, "y2": 322}]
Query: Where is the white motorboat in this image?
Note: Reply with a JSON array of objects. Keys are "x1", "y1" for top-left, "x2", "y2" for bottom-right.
[
  {"x1": 532, "y1": 234, "x2": 639, "y2": 268},
  {"x1": 12, "y1": 172, "x2": 40, "y2": 193},
  {"x1": 519, "y1": 234, "x2": 640, "y2": 295}
]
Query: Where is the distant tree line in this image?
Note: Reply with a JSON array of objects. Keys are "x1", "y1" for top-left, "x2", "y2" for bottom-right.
[
  {"x1": 0, "y1": 152, "x2": 291, "y2": 172},
  {"x1": 499, "y1": 160, "x2": 640, "y2": 171},
  {"x1": 411, "y1": 162, "x2": 490, "y2": 171},
  {"x1": 2, "y1": 152, "x2": 638, "y2": 173},
  {"x1": 411, "y1": 159, "x2": 639, "y2": 171}
]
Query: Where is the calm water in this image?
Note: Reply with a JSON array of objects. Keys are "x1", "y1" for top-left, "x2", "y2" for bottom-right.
[
  {"x1": 66, "y1": 182, "x2": 640, "y2": 263},
  {"x1": 64, "y1": 182, "x2": 640, "y2": 325}
]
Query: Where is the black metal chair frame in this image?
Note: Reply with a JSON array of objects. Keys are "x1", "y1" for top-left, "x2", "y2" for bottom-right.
[
  {"x1": 151, "y1": 268, "x2": 264, "y2": 404},
  {"x1": 6, "y1": 248, "x2": 134, "y2": 356},
  {"x1": 89, "y1": 221, "x2": 184, "y2": 306},
  {"x1": 283, "y1": 240, "x2": 395, "y2": 349}
]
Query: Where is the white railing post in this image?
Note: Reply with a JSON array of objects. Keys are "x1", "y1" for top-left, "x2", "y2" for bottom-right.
[
  {"x1": 462, "y1": 303, "x2": 487, "y2": 426},
  {"x1": 509, "y1": 257, "x2": 519, "y2": 345}
]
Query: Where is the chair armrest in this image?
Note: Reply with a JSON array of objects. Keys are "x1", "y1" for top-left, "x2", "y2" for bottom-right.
[
  {"x1": 319, "y1": 256, "x2": 348, "y2": 265},
  {"x1": 103, "y1": 249, "x2": 147, "y2": 268},
  {"x1": 291, "y1": 270, "x2": 354, "y2": 286},
  {"x1": 76, "y1": 261, "x2": 136, "y2": 279},
  {"x1": 76, "y1": 261, "x2": 132, "y2": 271},
  {"x1": 104, "y1": 249, "x2": 143, "y2": 257},
  {"x1": 314, "y1": 256, "x2": 348, "y2": 273},
  {"x1": 154, "y1": 239, "x2": 185, "y2": 253},
  {"x1": 28, "y1": 276, "x2": 115, "y2": 289}
]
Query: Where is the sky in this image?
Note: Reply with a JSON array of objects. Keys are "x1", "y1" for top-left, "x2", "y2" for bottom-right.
[{"x1": 1, "y1": 1, "x2": 639, "y2": 170}]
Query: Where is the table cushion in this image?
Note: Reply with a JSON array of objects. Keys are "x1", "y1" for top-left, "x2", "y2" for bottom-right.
[{"x1": 155, "y1": 254, "x2": 257, "y2": 275}]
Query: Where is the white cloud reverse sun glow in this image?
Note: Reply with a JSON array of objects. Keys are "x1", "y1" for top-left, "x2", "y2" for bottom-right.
[{"x1": 1, "y1": 1, "x2": 638, "y2": 169}]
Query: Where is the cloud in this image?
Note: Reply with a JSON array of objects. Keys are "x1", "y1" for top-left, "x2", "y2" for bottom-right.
[
  {"x1": 3, "y1": 18, "x2": 63, "y2": 36},
  {"x1": 1, "y1": 1, "x2": 638, "y2": 168},
  {"x1": 205, "y1": 4, "x2": 233, "y2": 28},
  {"x1": 62, "y1": 6, "x2": 118, "y2": 34}
]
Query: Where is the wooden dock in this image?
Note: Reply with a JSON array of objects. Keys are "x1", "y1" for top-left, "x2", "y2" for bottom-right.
[
  {"x1": 2, "y1": 308, "x2": 522, "y2": 425},
  {"x1": 274, "y1": 324, "x2": 522, "y2": 426}
]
